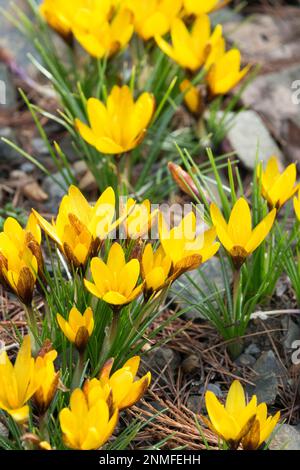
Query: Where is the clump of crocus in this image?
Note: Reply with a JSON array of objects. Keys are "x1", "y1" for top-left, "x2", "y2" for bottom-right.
[
  {"x1": 155, "y1": 15, "x2": 223, "y2": 72},
  {"x1": 210, "y1": 198, "x2": 276, "y2": 269},
  {"x1": 206, "y1": 48, "x2": 250, "y2": 96},
  {"x1": 258, "y1": 156, "x2": 299, "y2": 210},
  {"x1": 126, "y1": 0, "x2": 182, "y2": 40},
  {"x1": 33, "y1": 186, "x2": 119, "y2": 269},
  {"x1": 59, "y1": 388, "x2": 118, "y2": 450},
  {"x1": 204, "y1": 380, "x2": 280, "y2": 450},
  {"x1": 76, "y1": 85, "x2": 155, "y2": 155},
  {"x1": 34, "y1": 345, "x2": 59, "y2": 415},
  {"x1": 0, "y1": 336, "x2": 41, "y2": 423},
  {"x1": 84, "y1": 356, "x2": 151, "y2": 410},
  {"x1": 84, "y1": 243, "x2": 143, "y2": 308},
  {"x1": 0, "y1": 215, "x2": 42, "y2": 306},
  {"x1": 159, "y1": 211, "x2": 220, "y2": 278},
  {"x1": 57, "y1": 306, "x2": 94, "y2": 353},
  {"x1": 72, "y1": 4, "x2": 134, "y2": 59},
  {"x1": 141, "y1": 244, "x2": 172, "y2": 298}
]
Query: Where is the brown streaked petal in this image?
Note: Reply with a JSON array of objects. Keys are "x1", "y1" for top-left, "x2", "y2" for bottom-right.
[
  {"x1": 99, "y1": 358, "x2": 114, "y2": 382},
  {"x1": 230, "y1": 246, "x2": 248, "y2": 269},
  {"x1": 75, "y1": 326, "x2": 90, "y2": 353},
  {"x1": 17, "y1": 266, "x2": 35, "y2": 305},
  {"x1": 63, "y1": 243, "x2": 82, "y2": 269},
  {"x1": 242, "y1": 418, "x2": 261, "y2": 450}
]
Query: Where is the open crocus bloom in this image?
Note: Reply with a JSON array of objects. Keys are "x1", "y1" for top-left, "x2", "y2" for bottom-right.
[
  {"x1": 155, "y1": 15, "x2": 223, "y2": 72},
  {"x1": 122, "y1": 198, "x2": 157, "y2": 239},
  {"x1": 76, "y1": 85, "x2": 155, "y2": 155},
  {"x1": 207, "y1": 48, "x2": 250, "y2": 95},
  {"x1": 72, "y1": 5, "x2": 134, "y2": 58},
  {"x1": 210, "y1": 198, "x2": 276, "y2": 269},
  {"x1": 33, "y1": 185, "x2": 120, "y2": 268},
  {"x1": 57, "y1": 307, "x2": 94, "y2": 352},
  {"x1": 0, "y1": 215, "x2": 42, "y2": 305},
  {"x1": 59, "y1": 388, "x2": 118, "y2": 450},
  {"x1": 205, "y1": 380, "x2": 257, "y2": 449},
  {"x1": 258, "y1": 156, "x2": 299, "y2": 210},
  {"x1": 159, "y1": 211, "x2": 219, "y2": 277},
  {"x1": 126, "y1": 0, "x2": 182, "y2": 40},
  {"x1": 84, "y1": 356, "x2": 151, "y2": 410},
  {"x1": 84, "y1": 243, "x2": 143, "y2": 307},
  {"x1": 0, "y1": 336, "x2": 40, "y2": 422}
]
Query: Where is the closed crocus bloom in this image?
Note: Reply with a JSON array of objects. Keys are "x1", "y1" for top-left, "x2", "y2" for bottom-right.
[
  {"x1": 34, "y1": 349, "x2": 59, "y2": 415},
  {"x1": 205, "y1": 380, "x2": 257, "y2": 450},
  {"x1": 76, "y1": 86, "x2": 155, "y2": 155},
  {"x1": 33, "y1": 186, "x2": 119, "y2": 268},
  {"x1": 85, "y1": 356, "x2": 151, "y2": 410},
  {"x1": 0, "y1": 336, "x2": 40, "y2": 423},
  {"x1": 0, "y1": 215, "x2": 42, "y2": 305},
  {"x1": 242, "y1": 403, "x2": 280, "y2": 450},
  {"x1": 122, "y1": 199, "x2": 157, "y2": 239},
  {"x1": 183, "y1": 0, "x2": 220, "y2": 15},
  {"x1": 155, "y1": 15, "x2": 222, "y2": 72},
  {"x1": 57, "y1": 307, "x2": 94, "y2": 352},
  {"x1": 159, "y1": 212, "x2": 219, "y2": 277},
  {"x1": 207, "y1": 48, "x2": 250, "y2": 96},
  {"x1": 258, "y1": 156, "x2": 299, "y2": 210},
  {"x1": 126, "y1": 0, "x2": 182, "y2": 40},
  {"x1": 59, "y1": 388, "x2": 118, "y2": 450},
  {"x1": 141, "y1": 244, "x2": 171, "y2": 296},
  {"x1": 210, "y1": 198, "x2": 276, "y2": 269},
  {"x1": 84, "y1": 243, "x2": 143, "y2": 307},
  {"x1": 180, "y1": 80, "x2": 202, "y2": 114},
  {"x1": 72, "y1": 6, "x2": 134, "y2": 59},
  {"x1": 40, "y1": 0, "x2": 84, "y2": 39}
]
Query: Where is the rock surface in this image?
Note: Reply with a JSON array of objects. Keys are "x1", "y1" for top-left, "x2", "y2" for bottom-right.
[{"x1": 269, "y1": 424, "x2": 300, "y2": 450}]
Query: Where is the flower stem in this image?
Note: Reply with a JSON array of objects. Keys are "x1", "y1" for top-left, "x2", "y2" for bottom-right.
[
  {"x1": 39, "y1": 413, "x2": 50, "y2": 442},
  {"x1": 71, "y1": 350, "x2": 85, "y2": 391},
  {"x1": 228, "y1": 267, "x2": 243, "y2": 359},
  {"x1": 23, "y1": 304, "x2": 38, "y2": 354}
]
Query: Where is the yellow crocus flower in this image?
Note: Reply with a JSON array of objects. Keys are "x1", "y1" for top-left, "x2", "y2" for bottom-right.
[
  {"x1": 122, "y1": 198, "x2": 157, "y2": 239},
  {"x1": 76, "y1": 85, "x2": 155, "y2": 155},
  {"x1": 205, "y1": 380, "x2": 257, "y2": 449},
  {"x1": 258, "y1": 156, "x2": 299, "y2": 210},
  {"x1": 34, "y1": 349, "x2": 59, "y2": 414},
  {"x1": 155, "y1": 15, "x2": 223, "y2": 72},
  {"x1": 40, "y1": 0, "x2": 85, "y2": 39},
  {"x1": 0, "y1": 336, "x2": 40, "y2": 423},
  {"x1": 59, "y1": 388, "x2": 118, "y2": 450},
  {"x1": 84, "y1": 243, "x2": 143, "y2": 307},
  {"x1": 57, "y1": 307, "x2": 94, "y2": 352},
  {"x1": 0, "y1": 215, "x2": 42, "y2": 305},
  {"x1": 72, "y1": 5, "x2": 134, "y2": 59},
  {"x1": 242, "y1": 402, "x2": 280, "y2": 450},
  {"x1": 141, "y1": 244, "x2": 172, "y2": 296},
  {"x1": 180, "y1": 79, "x2": 202, "y2": 114},
  {"x1": 84, "y1": 356, "x2": 151, "y2": 410},
  {"x1": 126, "y1": 0, "x2": 182, "y2": 40},
  {"x1": 210, "y1": 198, "x2": 276, "y2": 269},
  {"x1": 33, "y1": 185, "x2": 120, "y2": 268},
  {"x1": 206, "y1": 48, "x2": 250, "y2": 96},
  {"x1": 159, "y1": 211, "x2": 220, "y2": 277}
]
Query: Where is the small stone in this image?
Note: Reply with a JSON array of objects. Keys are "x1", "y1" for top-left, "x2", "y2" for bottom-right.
[
  {"x1": 186, "y1": 395, "x2": 201, "y2": 414},
  {"x1": 0, "y1": 127, "x2": 23, "y2": 165},
  {"x1": 0, "y1": 421, "x2": 8, "y2": 438},
  {"x1": 42, "y1": 171, "x2": 70, "y2": 210},
  {"x1": 235, "y1": 353, "x2": 256, "y2": 367},
  {"x1": 200, "y1": 383, "x2": 222, "y2": 399},
  {"x1": 253, "y1": 351, "x2": 285, "y2": 377},
  {"x1": 245, "y1": 343, "x2": 261, "y2": 357},
  {"x1": 250, "y1": 373, "x2": 278, "y2": 405},
  {"x1": 269, "y1": 424, "x2": 300, "y2": 450},
  {"x1": 224, "y1": 110, "x2": 283, "y2": 170},
  {"x1": 181, "y1": 354, "x2": 199, "y2": 374},
  {"x1": 282, "y1": 317, "x2": 300, "y2": 351},
  {"x1": 145, "y1": 347, "x2": 180, "y2": 380},
  {"x1": 20, "y1": 162, "x2": 35, "y2": 173},
  {"x1": 0, "y1": 63, "x2": 17, "y2": 108},
  {"x1": 211, "y1": 7, "x2": 243, "y2": 26},
  {"x1": 32, "y1": 138, "x2": 50, "y2": 156}
]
